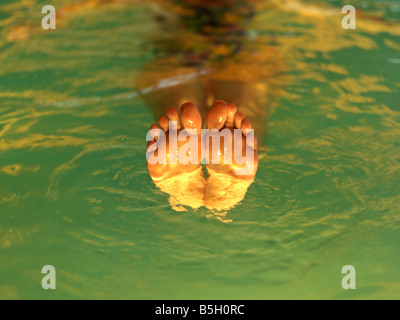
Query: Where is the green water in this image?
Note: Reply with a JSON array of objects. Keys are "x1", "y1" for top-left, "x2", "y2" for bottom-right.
[{"x1": 0, "y1": 0, "x2": 399, "y2": 299}]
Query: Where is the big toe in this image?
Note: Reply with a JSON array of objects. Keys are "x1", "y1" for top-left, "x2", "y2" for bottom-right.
[
  {"x1": 180, "y1": 101, "x2": 202, "y2": 135},
  {"x1": 207, "y1": 100, "x2": 228, "y2": 130}
]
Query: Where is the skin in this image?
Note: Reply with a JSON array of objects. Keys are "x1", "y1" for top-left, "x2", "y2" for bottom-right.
[
  {"x1": 147, "y1": 100, "x2": 258, "y2": 211},
  {"x1": 147, "y1": 102, "x2": 203, "y2": 181},
  {"x1": 205, "y1": 100, "x2": 258, "y2": 180}
]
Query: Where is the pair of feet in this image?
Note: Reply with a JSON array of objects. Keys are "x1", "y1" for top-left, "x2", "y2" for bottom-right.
[{"x1": 146, "y1": 100, "x2": 258, "y2": 211}]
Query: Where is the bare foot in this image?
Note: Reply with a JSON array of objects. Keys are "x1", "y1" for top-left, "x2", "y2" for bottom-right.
[
  {"x1": 204, "y1": 100, "x2": 258, "y2": 212},
  {"x1": 205, "y1": 100, "x2": 258, "y2": 179},
  {"x1": 146, "y1": 102, "x2": 205, "y2": 211}
]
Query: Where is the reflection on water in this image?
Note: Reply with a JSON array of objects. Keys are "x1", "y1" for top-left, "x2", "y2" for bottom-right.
[{"x1": 0, "y1": 0, "x2": 399, "y2": 299}]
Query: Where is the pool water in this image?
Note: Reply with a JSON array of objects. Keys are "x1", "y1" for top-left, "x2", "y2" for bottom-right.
[{"x1": 0, "y1": 0, "x2": 399, "y2": 299}]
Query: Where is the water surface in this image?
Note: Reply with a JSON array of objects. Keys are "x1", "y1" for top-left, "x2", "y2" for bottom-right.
[{"x1": 0, "y1": 0, "x2": 399, "y2": 299}]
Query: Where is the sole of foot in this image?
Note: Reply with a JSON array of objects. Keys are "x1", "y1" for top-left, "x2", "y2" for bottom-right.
[
  {"x1": 205, "y1": 100, "x2": 258, "y2": 180},
  {"x1": 147, "y1": 101, "x2": 204, "y2": 181}
]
